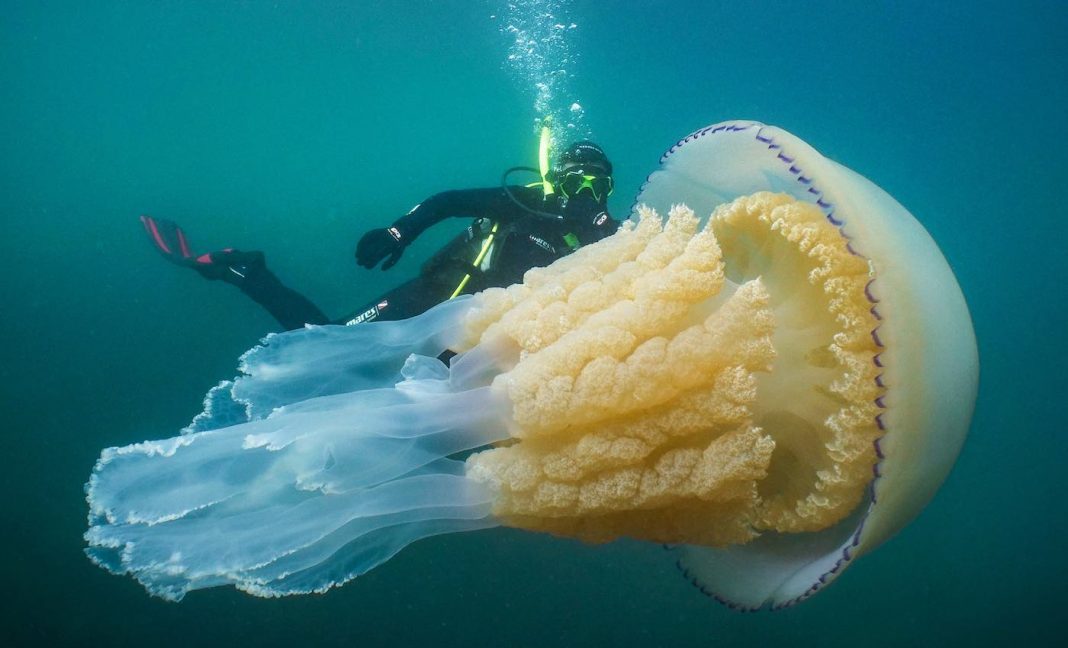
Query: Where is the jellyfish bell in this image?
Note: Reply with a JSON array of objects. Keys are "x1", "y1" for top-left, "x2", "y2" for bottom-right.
[
  {"x1": 84, "y1": 121, "x2": 978, "y2": 608},
  {"x1": 635, "y1": 121, "x2": 978, "y2": 608}
]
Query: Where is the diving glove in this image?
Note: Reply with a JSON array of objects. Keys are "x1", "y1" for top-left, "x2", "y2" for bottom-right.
[
  {"x1": 356, "y1": 226, "x2": 406, "y2": 270},
  {"x1": 140, "y1": 215, "x2": 265, "y2": 287}
]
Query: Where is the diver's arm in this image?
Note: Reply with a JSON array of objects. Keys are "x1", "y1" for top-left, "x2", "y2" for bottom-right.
[
  {"x1": 356, "y1": 186, "x2": 541, "y2": 270},
  {"x1": 392, "y1": 186, "x2": 538, "y2": 238}
]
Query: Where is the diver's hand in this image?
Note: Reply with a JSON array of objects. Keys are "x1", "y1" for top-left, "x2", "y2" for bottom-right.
[
  {"x1": 561, "y1": 192, "x2": 603, "y2": 222},
  {"x1": 356, "y1": 226, "x2": 406, "y2": 270}
]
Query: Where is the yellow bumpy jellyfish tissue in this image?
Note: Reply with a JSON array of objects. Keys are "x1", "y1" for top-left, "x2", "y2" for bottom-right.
[{"x1": 463, "y1": 192, "x2": 882, "y2": 547}]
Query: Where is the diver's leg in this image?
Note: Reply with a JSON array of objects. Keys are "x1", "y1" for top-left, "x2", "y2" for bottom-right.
[
  {"x1": 337, "y1": 276, "x2": 446, "y2": 325},
  {"x1": 240, "y1": 261, "x2": 330, "y2": 330},
  {"x1": 140, "y1": 215, "x2": 329, "y2": 330}
]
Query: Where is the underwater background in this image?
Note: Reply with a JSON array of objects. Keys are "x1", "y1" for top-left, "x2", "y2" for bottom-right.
[{"x1": 2, "y1": 0, "x2": 1065, "y2": 646}]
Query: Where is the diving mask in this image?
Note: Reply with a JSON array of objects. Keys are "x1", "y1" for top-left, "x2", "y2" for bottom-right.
[{"x1": 556, "y1": 169, "x2": 614, "y2": 202}]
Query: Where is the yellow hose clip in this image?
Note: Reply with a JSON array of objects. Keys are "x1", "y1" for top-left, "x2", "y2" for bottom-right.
[{"x1": 449, "y1": 221, "x2": 500, "y2": 299}]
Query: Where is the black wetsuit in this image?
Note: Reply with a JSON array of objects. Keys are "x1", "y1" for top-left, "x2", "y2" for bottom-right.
[{"x1": 238, "y1": 185, "x2": 619, "y2": 330}]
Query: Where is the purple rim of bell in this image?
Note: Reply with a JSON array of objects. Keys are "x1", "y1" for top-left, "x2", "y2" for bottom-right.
[{"x1": 640, "y1": 122, "x2": 888, "y2": 611}]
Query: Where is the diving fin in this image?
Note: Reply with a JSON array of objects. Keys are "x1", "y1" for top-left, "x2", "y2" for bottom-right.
[
  {"x1": 139, "y1": 215, "x2": 263, "y2": 283},
  {"x1": 141, "y1": 215, "x2": 200, "y2": 266}
]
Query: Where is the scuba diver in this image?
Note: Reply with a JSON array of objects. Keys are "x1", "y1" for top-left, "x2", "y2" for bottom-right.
[{"x1": 141, "y1": 138, "x2": 620, "y2": 330}]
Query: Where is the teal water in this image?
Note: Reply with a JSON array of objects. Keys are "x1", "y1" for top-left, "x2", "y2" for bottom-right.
[{"x1": 2, "y1": 1, "x2": 1065, "y2": 646}]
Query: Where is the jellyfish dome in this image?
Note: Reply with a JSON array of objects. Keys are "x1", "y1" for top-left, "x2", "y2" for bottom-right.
[{"x1": 85, "y1": 120, "x2": 978, "y2": 609}]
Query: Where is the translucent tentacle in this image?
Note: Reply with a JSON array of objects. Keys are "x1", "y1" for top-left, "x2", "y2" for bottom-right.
[
  {"x1": 187, "y1": 297, "x2": 476, "y2": 432},
  {"x1": 85, "y1": 298, "x2": 513, "y2": 601}
]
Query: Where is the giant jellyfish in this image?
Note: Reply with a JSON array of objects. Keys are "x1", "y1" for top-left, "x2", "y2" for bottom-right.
[{"x1": 85, "y1": 120, "x2": 978, "y2": 608}]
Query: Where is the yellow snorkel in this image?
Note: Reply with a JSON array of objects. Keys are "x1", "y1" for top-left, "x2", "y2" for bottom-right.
[
  {"x1": 539, "y1": 118, "x2": 554, "y2": 196},
  {"x1": 448, "y1": 121, "x2": 555, "y2": 298}
]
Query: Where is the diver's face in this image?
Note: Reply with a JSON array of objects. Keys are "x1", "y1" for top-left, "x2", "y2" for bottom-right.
[{"x1": 556, "y1": 164, "x2": 613, "y2": 205}]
